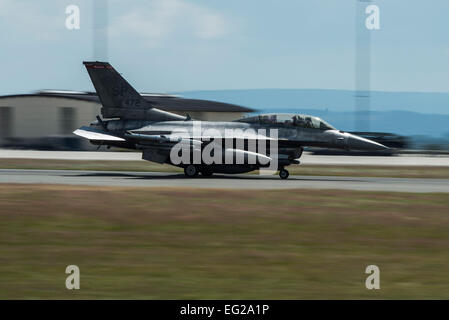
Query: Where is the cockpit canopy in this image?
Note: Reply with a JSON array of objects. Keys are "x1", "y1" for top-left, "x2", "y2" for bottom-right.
[{"x1": 235, "y1": 113, "x2": 336, "y2": 130}]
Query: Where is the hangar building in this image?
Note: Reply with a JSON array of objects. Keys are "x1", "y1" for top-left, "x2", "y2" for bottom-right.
[{"x1": 0, "y1": 90, "x2": 254, "y2": 150}]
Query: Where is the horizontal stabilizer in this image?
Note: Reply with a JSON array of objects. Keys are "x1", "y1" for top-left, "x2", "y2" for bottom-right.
[{"x1": 73, "y1": 126, "x2": 125, "y2": 141}]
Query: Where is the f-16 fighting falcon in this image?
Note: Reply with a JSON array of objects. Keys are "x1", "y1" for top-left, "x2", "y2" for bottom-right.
[{"x1": 74, "y1": 62, "x2": 387, "y2": 179}]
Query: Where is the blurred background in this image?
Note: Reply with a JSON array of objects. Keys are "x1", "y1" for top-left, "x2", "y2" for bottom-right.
[
  {"x1": 2, "y1": 0, "x2": 449, "y2": 300},
  {"x1": 1, "y1": 0, "x2": 449, "y2": 152}
]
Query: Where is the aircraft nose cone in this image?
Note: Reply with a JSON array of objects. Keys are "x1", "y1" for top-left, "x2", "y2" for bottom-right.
[{"x1": 347, "y1": 134, "x2": 388, "y2": 151}]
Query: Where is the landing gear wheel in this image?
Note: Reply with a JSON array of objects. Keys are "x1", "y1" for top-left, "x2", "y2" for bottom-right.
[
  {"x1": 184, "y1": 165, "x2": 199, "y2": 177},
  {"x1": 279, "y1": 168, "x2": 289, "y2": 179},
  {"x1": 201, "y1": 169, "x2": 213, "y2": 177}
]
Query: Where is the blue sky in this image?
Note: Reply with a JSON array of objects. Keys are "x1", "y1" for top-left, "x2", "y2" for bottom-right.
[{"x1": 1, "y1": 0, "x2": 449, "y2": 95}]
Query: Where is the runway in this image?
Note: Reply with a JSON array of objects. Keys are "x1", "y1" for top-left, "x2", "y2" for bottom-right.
[
  {"x1": 1, "y1": 169, "x2": 448, "y2": 193},
  {"x1": 1, "y1": 149, "x2": 449, "y2": 166}
]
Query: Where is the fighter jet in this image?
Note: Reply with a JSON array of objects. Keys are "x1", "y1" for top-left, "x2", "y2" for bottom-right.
[{"x1": 74, "y1": 61, "x2": 387, "y2": 179}]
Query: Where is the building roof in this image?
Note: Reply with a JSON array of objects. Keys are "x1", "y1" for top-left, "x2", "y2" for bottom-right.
[{"x1": 0, "y1": 90, "x2": 255, "y2": 113}]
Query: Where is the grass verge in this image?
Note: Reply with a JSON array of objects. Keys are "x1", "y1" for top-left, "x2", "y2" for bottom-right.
[{"x1": 1, "y1": 184, "x2": 448, "y2": 299}]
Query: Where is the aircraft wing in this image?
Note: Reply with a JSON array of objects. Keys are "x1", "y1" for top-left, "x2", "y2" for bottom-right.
[{"x1": 73, "y1": 126, "x2": 125, "y2": 141}]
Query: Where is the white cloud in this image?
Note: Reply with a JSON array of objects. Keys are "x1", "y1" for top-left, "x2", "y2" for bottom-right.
[
  {"x1": 110, "y1": 0, "x2": 230, "y2": 47},
  {"x1": 0, "y1": 0, "x2": 13, "y2": 15},
  {"x1": 194, "y1": 12, "x2": 227, "y2": 39},
  {"x1": 0, "y1": 0, "x2": 64, "y2": 41}
]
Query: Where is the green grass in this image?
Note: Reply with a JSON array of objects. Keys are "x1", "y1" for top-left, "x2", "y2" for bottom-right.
[
  {"x1": 1, "y1": 158, "x2": 449, "y2": 179},
  {"x1": 1, "y1": 185, "x2": 449, "y2": 299}
]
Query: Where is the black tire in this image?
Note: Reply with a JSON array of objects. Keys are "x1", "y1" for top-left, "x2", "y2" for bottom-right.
[
  {"x1": 184, "y1": 165, "x2": 199, "y2": 177},
  {"x1": 279, "y1": 168, "x2": 289, "y2": 179}
]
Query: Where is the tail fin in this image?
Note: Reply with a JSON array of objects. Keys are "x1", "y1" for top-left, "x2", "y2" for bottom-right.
[{"x1": 83, "y1": 61, "x2": 185, "y2": 121}]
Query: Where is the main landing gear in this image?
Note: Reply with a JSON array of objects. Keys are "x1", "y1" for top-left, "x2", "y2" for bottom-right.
[
  {"x1": 279, "y1": 167, "x2": 289, "y2": 179},
  {"x1": 184, "y1": 164, "x2": 289, "y2": 179},
  {"x1": 184, "y1": 165, "x2": 198, "y2": 177},
  {"x1": 184, "y1": 165, "x2": 214, "y2": 177}
]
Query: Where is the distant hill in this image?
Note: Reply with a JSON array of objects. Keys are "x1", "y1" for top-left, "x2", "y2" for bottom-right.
[
  {"x1": 177, "y1": 89, "x2": 449, "y2": 114},
  {"x1": 276, "y1": 109, "x2": 449, "y2": 137},
  {"x1": 177, "y1": 89, "x2": 449, "y2": 137}
]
